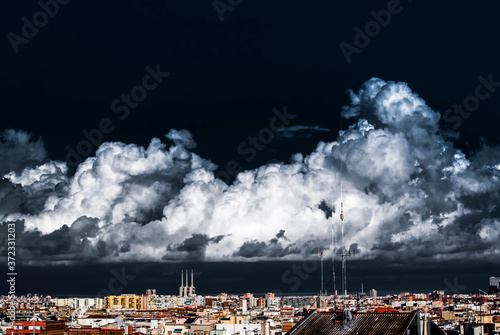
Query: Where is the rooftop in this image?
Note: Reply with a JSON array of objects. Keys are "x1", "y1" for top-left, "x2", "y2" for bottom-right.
[{"x1": 287, "y1": 310, "x2": 446, "y2": 335}]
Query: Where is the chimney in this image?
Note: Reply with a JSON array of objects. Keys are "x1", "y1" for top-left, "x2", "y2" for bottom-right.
[{"x1": 179, "y1": 270, "x2": 184, "y2": 297}]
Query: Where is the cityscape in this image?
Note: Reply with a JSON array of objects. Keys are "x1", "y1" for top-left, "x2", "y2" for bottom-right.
[{"x1": 2, "y1": 274, "x2": 500, "y2": 334}]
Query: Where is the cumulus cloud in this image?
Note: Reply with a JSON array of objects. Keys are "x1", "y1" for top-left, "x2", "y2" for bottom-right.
[
  {"x1": 0, "y1": 130, "x2": 63, "y2": 223},
  {"x1": 0, "y1": 129, "x2": 47, "y2": 175},
  {"x1": 1, "y1": 77, "x2": 500, "y2": 265}
]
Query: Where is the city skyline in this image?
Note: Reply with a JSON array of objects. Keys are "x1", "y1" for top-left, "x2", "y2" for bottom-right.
[
  {"x1": 3, "y1": 288, "x2": 500, "y2": 334},
  {"x1": 1, "y1": 1, "x2": 500, "y2": 299}
]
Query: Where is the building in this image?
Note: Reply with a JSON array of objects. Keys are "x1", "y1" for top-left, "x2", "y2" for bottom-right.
[
  {"x1": 266, "y1": 297, "x2": 281, "y2": 309},
  {"x1": 489, "y1": 276, "x2": 500, "y2": 294},
  {"x1": 282, "y1": 297, "x2": 315, "y2": 309},
  {"x1": 52, "y1": 298, "x2": 77, "y2": 308},
  {"x1": 241, "y1": 299, "x2": 247, "y2": 315},
  {"x1": 164, "y1": 319, "x2": 214, "y2": 335},
  {"x1": 104, "y1": 295, "x2": 145, "y2": 309},
  {"x1": 6, "y1": 321, "x2": 46, "y2": 335},
  {"x1": 194, "y1": 295, "x2": 205, "y2": 307},
  {"x1": 218, "y1": 293, "x2": 228, "y2": 303},
  {"x1": 157, "y1": 295, "x2": 183, "y2": 309},
  {"x1": 286, "y1": 310, "x2": 446, "y2": 335},
  {"x1": 144, "y1": 290, "x2": 158, "y2": 310},
  {"x1": 64, "y1": 328, "x2": 124, "y2": 335},
  {"x1": 51, "y1": 298, "x2": 103, "y2": 309},
  {"x1": 280, "y1": 307, "x2": 294, "y2": 318},
  {"x1": 41, "y1": 321, "x2": 66, "y2": 335},
  {"x1": 213, "y1": 323, "x2": 261, "y2": 335},
  {"x1": 370, "y1": 289, "x2": 377, "y2": 298},
  {"x1": 77, "y1": 315, "x2": 123, "y2": 328}
]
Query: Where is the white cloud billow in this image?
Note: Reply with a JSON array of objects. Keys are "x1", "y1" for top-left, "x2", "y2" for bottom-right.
[{"x1": 2, "y1": 77, "x2": 500, "y2": 264}]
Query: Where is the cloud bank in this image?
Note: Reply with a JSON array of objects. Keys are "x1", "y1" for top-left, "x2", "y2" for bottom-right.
[{"x1": 2, "y1": 78, "x2": 500, "y2": 265}]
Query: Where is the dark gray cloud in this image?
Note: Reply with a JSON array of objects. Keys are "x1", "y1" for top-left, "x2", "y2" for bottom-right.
[
  {"x1": 270, "y1": 229, "x2": 287, "y2": 244},
  {"x1": 318, "y1": 200, "x2": 334, "y2": 219},
  {"x1": 348, "y1": 243, "x2": 361, "y2": 256},
  {"x1": 177, "y1": 234, "x2": 211, "y2": 253},
  {"x1": 166, "y1": 129, "x2": 197, "y2": 149},
  {"x1": 0, "y1": 129, "x2": 47, "y2": 175},
  {"x1": 275, "y1": 229, "x2": 286, "y2": 240},
  {"x1": 233, "y1": 241, "x2": 268, "y2": 258},
  {"x1": 0, "y1": 217, "x2": 100, "y2": 264},
  {"x1": 233, "y1": 238, "x2": 300, "y2": 258},
  {"x1": 163, "y1": 233, "x2": 226, "y2": 261},
  {"x1": 275, "y1": 125, "x2": 331, "y2": 140}
]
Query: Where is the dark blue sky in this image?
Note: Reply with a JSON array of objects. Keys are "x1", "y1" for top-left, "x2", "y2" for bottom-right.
[
  {"x1": 2, "y1": 0, "x2": 499, "y2": 170},
  {"x1": 13, "y1": 260, "x2": 496, "y2": 297},
  {"x1": 1, "y1": 0, "x2": 500, "y2": 296}
]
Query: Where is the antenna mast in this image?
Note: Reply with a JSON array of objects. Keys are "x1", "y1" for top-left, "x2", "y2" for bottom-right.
[
  {"x1": 341, "y1": 202, "x2": 346, "y2": 296},
  {"x1": 339, "y1": 118, "x2": 348, "y2": 314},
  {"x1": 318, "y1": 250, "x2": 324, "y2": 297},
  {"x1": 331, "y1": 198, "x2": 336, "y2": 296}
]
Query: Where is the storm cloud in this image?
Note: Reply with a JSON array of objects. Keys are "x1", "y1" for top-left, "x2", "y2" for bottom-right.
[{"x1": 2, "y1": 78, "x2": 500, "y2": 265}]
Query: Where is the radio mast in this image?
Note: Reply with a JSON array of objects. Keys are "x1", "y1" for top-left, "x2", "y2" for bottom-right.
[
  {"x1": 318, "y1": 249, "x2": 325, "y2": 297},
  {"x1": 341, "y1": 201, "x2": 346, "y2": 296},
  {"x1": 339, "y1": 125, "x2": 347, "y2": 301},
  {"x1": 331, "y1": 198, "x2": 336, "y2": 296}
]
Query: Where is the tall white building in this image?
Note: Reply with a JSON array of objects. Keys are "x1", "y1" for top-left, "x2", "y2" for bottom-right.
[
  {"x1": 157, "y1": 295, "x2": 183, "y2": 309},
  {"x1": 241, "y1": 299, "x2": 247, "y2": 314},
  {"x1": 266, "y1": 297, "x2": 281, "y2": 309}
]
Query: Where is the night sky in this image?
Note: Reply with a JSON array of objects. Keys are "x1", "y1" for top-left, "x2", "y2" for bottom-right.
[{"x1": 1, "y1": 0, "x2": 499, "y2": 297}]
